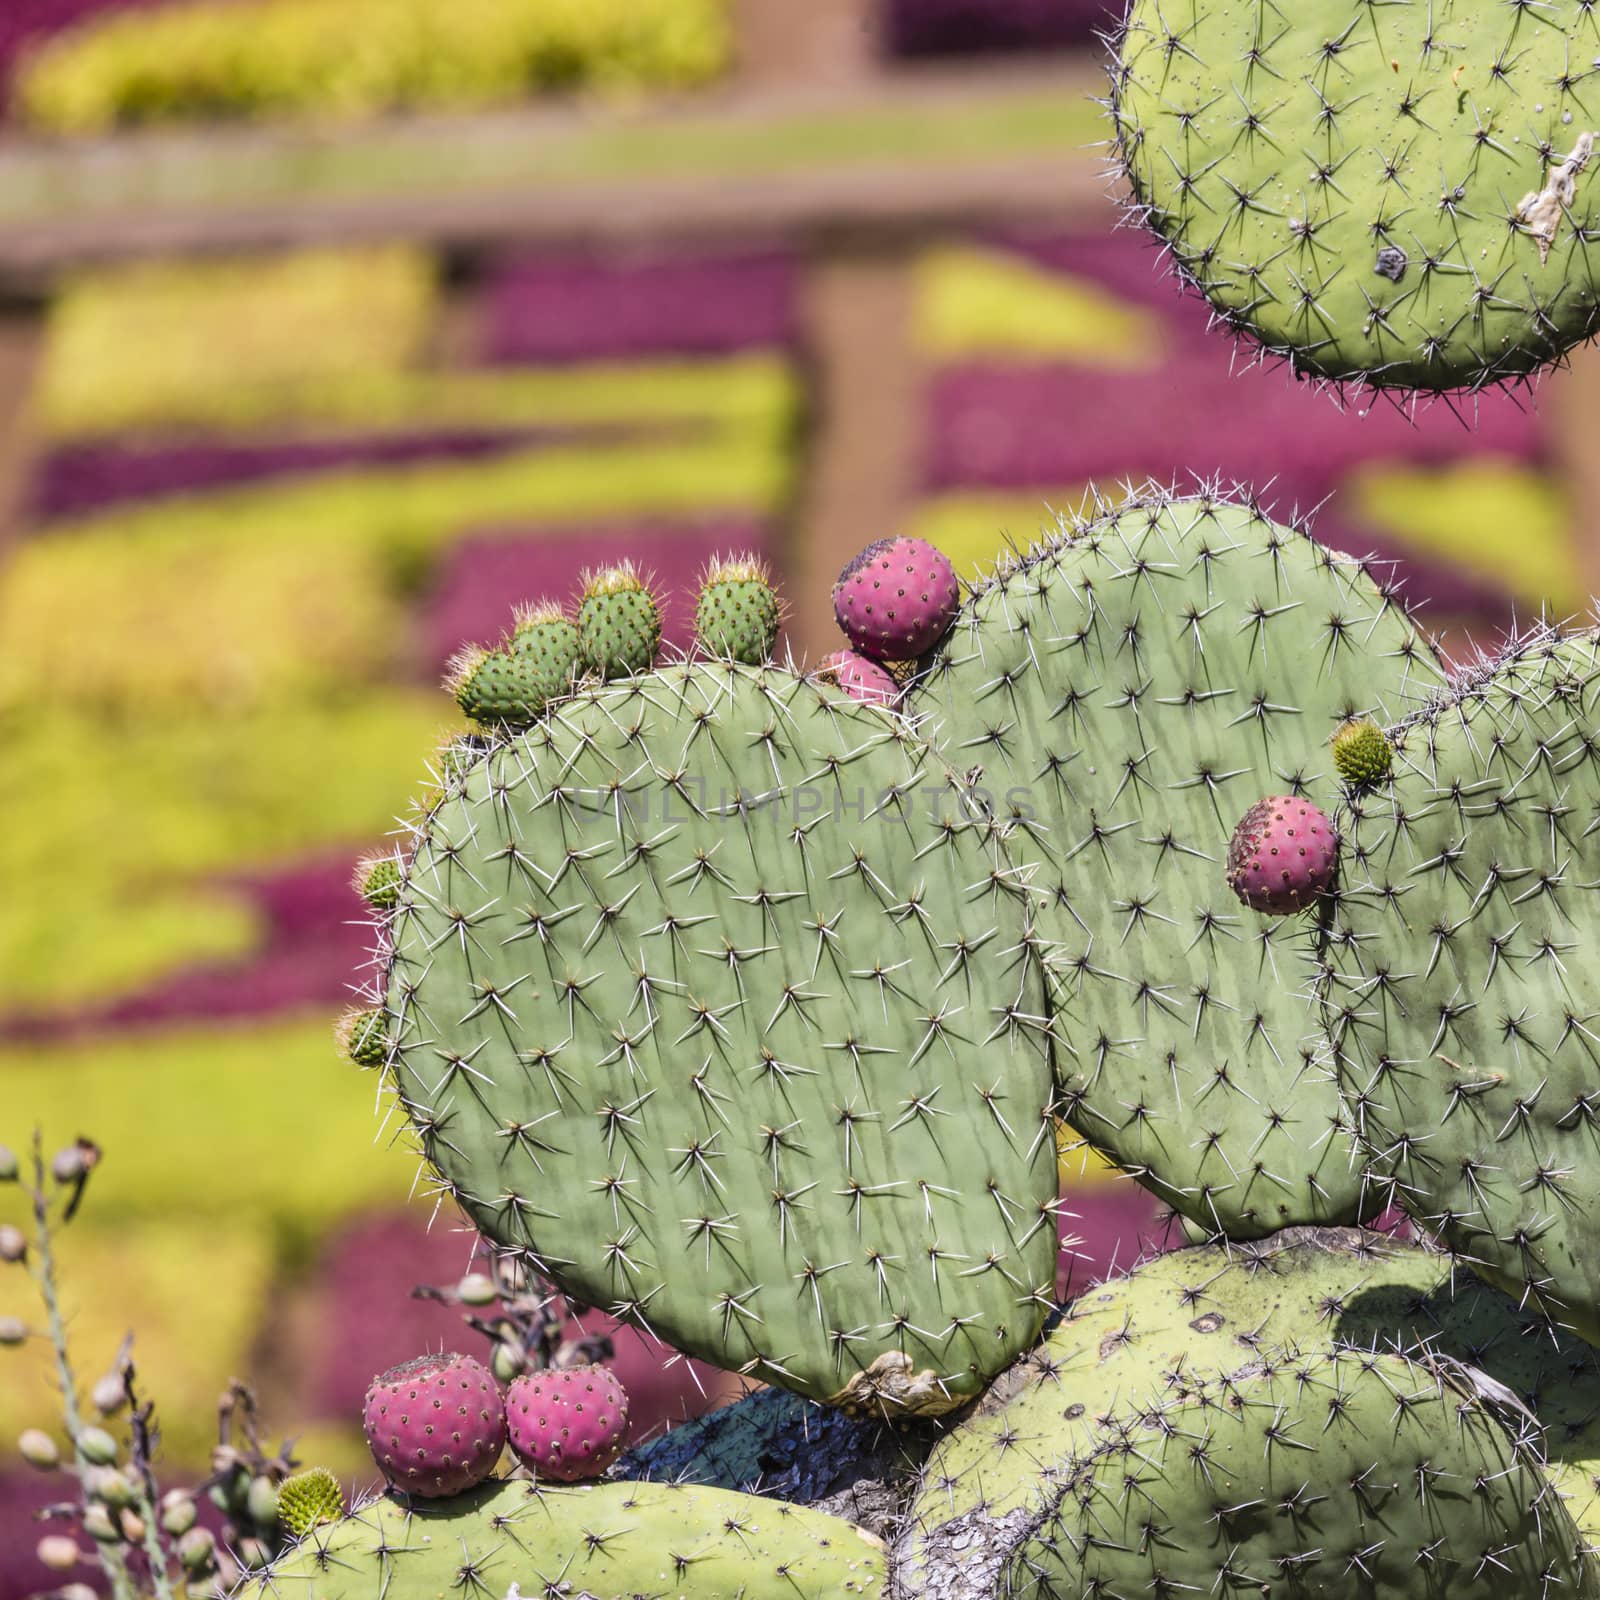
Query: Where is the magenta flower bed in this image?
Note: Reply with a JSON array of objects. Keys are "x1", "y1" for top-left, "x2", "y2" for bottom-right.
[
  {"x1": 0, "y1": 0, "x2": 148, "y2": 101},
  {"x1": 882, "y1": 0, "x2": 1114, "y2": 57},
  {"x1": 421, "y1": 519, "x2": 776, "y2": 671},
  {"x1": 309, "y1": 1213, "x2": 739, "y2": 1445},
  {"x1": 0, "y1": 854, "x2": 369, "y2": 1045},
  {"x1": 481, "y1": 251, "x2": 797, "y2": 365},
  {"x1": 29, "y1": 426, "x2": 614, "y2": 522}
]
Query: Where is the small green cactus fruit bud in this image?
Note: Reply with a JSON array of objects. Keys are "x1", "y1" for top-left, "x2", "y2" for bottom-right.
[
  {"x1": 238, "y1": 1537, "x2": 273, "y2": 1572},
  {"x1": 491, "y1": 1339, "x2": 526, "y2": 1384},
  {"x1": 89, "y1": 1371, "x2": 126, "y2": 1415},
  {"x1": 1330, "y1": 716, "x2": 1393, "y2": 788},
  {"x1": 507, "y1": 599, "x2": 581, "y2": 704},
  {"x1": 576, "y1": 562, "x2": 662, "y2": 680},
  {"x1": 36, "y1": 1535, "x2": 82, "y2": 1572},
  {"x1": 82, "y1": 1504, "x2": 118, "y2": 1544},
  {"x1": 277, "y1": 1467, "x2": 344, "y2": 1538},
  {"x1": 87, "y1": 1466, "x2": 134, "y2": 1508},
  {"x1": 0, "y1": 1316, "x2": 28, "y2": 1346},
  {"x1": 77, "y1": 1427, "x2": 118, "y2": 1466},
  {"x1": 353, "y1": 853, "x2": 403, "y2": 912},
  {"x1": 694, "y1": 555, "x2": 781, "y2": 665},
  {"x1": 19, "y1": 1428, "x2": 60, "y2": 1469},
  {"x1": 0, "y1": 1144, "x2": 17, "y2": 1181},
  {"x1": 160, "y1": 1490, "x2": 197, "y2": 1537},
  {"x1": 0, "y1": 1223, "x2": 25, "y2": 1263},
  {"x1": 178, "y1": 1527, "x2": 217, "y2": 1572},
  {"x1": 456, "y1": 1272, "x2": 498, "y2": 1307},
  {"x1": 448, "y1": 646, "x2": 549, "y2": 730},
  {"x1": 337, "y1": 1007, "x2": 389, "y2": 1069},
  {"x1": 245, "y1": 1475, "x2": 279, "y2": 1529}
]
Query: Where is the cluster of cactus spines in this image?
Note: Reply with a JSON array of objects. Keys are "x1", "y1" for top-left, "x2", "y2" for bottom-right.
[
  {"x1": 1225, "y1": 794, "x2": 1339, "y2": 914},
  {"x1": 908, "y1": 488, "x2": 1444, "y2": 1238},
  {"x1": 240, "y1": 1478, "x2": 887, "y2": 1600},
  {"x1": 576, "y1": 561, "x2": 664, "y2": 679},
  {"x1": 505, "y1": 1364, "x2": 630, "y2": 1480},
  {"x1": 277, "y1": 1467, "x2": 345, "y2": 1538},
  {"x1": 361, "y1": 1352, "x2": 507, "y2": 1498},
  {"x1": 1111, "y1": 0, "x2": 1600, "y2": 392},
  {"x1": 695, "y1": 554, "x2": 782, "y2": 665},
  {"x1": 1325, "y1": 625, "x2": 1600, "y2": 1345}
]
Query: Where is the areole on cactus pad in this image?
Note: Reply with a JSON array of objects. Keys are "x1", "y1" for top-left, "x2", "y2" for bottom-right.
[{"x1": 1112, "y1": 0, "x2": 1600, "y2": 390}]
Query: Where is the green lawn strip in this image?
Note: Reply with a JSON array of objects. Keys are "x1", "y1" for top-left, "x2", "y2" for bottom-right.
[
  {"x1": 0, "y1": 691, "x2": 443, "y2": 1011},
  {"x1": 0, "y1": 82, "x2": 1103, "y2": 226},
  {"x1": 1346, "y1": 457, "x2": 1583, "y2": 618}
]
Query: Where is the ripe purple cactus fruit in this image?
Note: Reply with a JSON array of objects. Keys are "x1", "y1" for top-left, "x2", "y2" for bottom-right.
[
  {"x1": 1226, "y1": 795, "x2": 1338, "y2": 915},
  {"x1": 816, "y1": 649, "x2": 901, "y2": 708},
  {"x1": 361, "y1": 1353, "x2": 505, "y2": 1498},
  {"x1": 504, "y1": 1364, "x2": 629, "y2": 1482},
  {"x1": 832, "y1": 537, "x2": 959, "y2": 661}
]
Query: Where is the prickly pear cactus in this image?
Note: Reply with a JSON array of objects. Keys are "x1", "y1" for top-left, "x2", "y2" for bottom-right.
[
  {"x1": 908, "y1": 489, "x2": 1444, "y2": 1237},
  {"x1": 371, "y1": 660, "x2": 1060, "y2": 1412},
  {"x1": 1326, "y1": 627, "x2": 1600, "y2": 1345},
  {"x1": 1112, "y1": 0, "x2": 1600, "y2": 389},
  {"x1": 1011, "y1": 1349, "x2": 1597, "y2": 1600},
  {"x1": 246, "y1": 1478, "x2": 887, "y2": 1599}
]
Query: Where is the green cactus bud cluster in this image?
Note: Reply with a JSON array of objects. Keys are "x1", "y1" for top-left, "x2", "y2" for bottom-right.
[
  {"x1": 1112, "y1": 1, "x2": 1600, "y2": 391},
  {"x1": 353, "y1": 854, "x2": 402, "y2": 912},
  {"x1": 694, "y1": 554, "x2": 782, "y2": 665},
  {"x1": 337, "y1": 1006, "x2": 389, "y2": 1069},
  {"x1": 508, "y1": 598, "x2": 581, "y2": 697},
  {"x1": 1330, "y1": 715, "x2": 1393, "y2": 787},
  {"x1": 577, "y1": 562, "x2": 663, "y2": 679},
  {"x1": 277, "y1": 1467, "x2": 345, "y2": 1538}
]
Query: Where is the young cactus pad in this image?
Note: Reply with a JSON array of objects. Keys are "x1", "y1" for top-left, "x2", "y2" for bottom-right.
[
  {"x1": 576, "y1": 563, "x2": 663, "y2": 679},
  {"x1": 239, "y1": 1478, "x2": 886, "y2": 1599},
  {"x1": 380, "y1": 662, "x2": 1060, "y2": 1411},
  {"x1": 1009, "y1": 1350, "x2": 1597, "y2": 1600},
  {"x1": 908, "y1": 490, "x2": 1445, "y2": 1237},
  {"x1": 695, "y1": 555, "x2": 781, "y2": 665},
  {"x1": 899, "y1": 1226, "x2": 1600, "y2": 1592},
  {"x1": 1113, "y1": 1, "x2": 1600, "y2": 390},
  {"x1": 1326, "y1": 627, "x2": 1600, "y2": 1346}
]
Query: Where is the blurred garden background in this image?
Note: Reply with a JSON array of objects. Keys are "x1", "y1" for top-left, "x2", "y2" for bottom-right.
[{"x1": 0, "y1": 0, "x2": 1595, "y2": 1592}]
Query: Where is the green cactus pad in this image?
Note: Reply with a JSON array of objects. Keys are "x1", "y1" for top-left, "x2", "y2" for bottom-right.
[
  {"x1": 383, "y1": 662, "x2": 1060, "y2": 1411},
  {"x1": 277, "y1": 1467, "x2": 344, "y2": 1538},
  {"x1": 900, "y1": 1226, "x2": 1600, "y2": 1593},
  {"x1": 1010, "y1": 1348, "x2": 1596, "y2": 1600},
  {"x1": 577, "y1": 565, "x2": 663, "y2": 679},
  {"x1": 696, "y1": 557, "x2": 782, "y2": 666},
  {"x1": 907, "y1": 489, "x2": 1445, "y2": 1237},
  {"x1": 1326, "y1": 627, "x2": 1600, "y2": 1348},
  {"x1": 1331, "y1": 716, "x2": 1394, "y2": 787},
  {"x1": 240, "y1": 1478, "x2": 887, "y2": 1599},
  {"x1": 508, "y1": 602, "x2": 582, "y2": 705},
  {"x1": 1113, "y1": 1, "x2": 1600, "y2": 390}
]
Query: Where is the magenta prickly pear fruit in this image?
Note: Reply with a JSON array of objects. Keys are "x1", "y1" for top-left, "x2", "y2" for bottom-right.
[
  {"x1": 815, "y1": 650, "x2": 900, "y2": 709},
  {"x1": 504, "y1": 1364, "x2": 629, "y2": 1482},
  {"x1": 832, "y1": 537, "x2": 959, "y2": 661},
  {"x1": 1226, "y1": 795, "x2": 1338, "y2": 915},
  {"x1": 361, "y1": 1353, "x2": 506, "y2": 1498}
]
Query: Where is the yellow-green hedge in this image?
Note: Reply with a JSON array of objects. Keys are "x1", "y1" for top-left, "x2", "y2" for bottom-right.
[{"x1": 19, "y1": 0, "x2": 732, "y2": 135}]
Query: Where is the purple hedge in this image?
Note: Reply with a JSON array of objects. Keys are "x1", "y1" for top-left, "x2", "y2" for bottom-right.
[
  {"x1": 29, "y1": 426, "x2": 606, "y2": 521},
  {"x1": 881, "y1": 0, "x2": 1114, "y2": 57},
  {"x1": 0, "y1": 0, "x2": 149, "y2": 99},
  {"x1": 481, "y1": 251, "x2": 798, "y2": 365}
]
